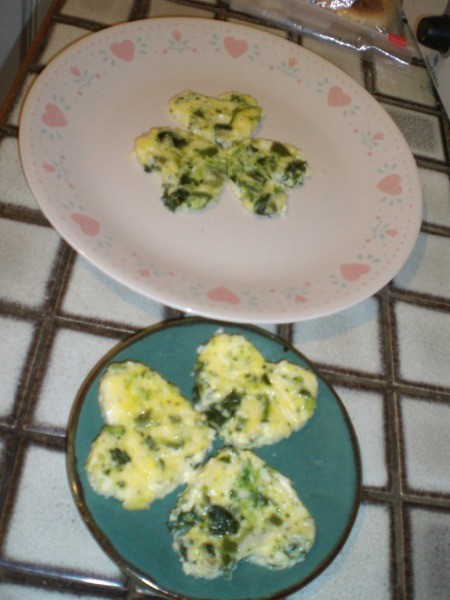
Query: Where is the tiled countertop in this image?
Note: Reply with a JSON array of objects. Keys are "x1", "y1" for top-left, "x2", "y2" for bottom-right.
[{"x1": 0, "y1": 1, "x2": 449, "y2": 599}]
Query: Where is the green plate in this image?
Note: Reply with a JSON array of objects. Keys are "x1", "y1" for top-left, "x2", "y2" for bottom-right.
[{"x1": 67, "y1": 318, "x2": 361, "y2": 599}]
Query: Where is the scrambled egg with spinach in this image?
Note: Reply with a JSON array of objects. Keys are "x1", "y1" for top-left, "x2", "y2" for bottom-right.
[
  {"x1": 134, "y1": 90, "x2": 311, "y2": 215},
  {"x1": 168, "y1": 90, "x2": 263, "y2": 148},
  {"x1": 86, "y1": 336, "x2": 318, "y2": 578},
  {"x1": 86, "y1": 361, "x2": 215, "y2": 509},
  {"x1": 194, "y1": 333, "x2": 318, "y2": 448},
  {"x1": 168, "y1": 447, "x2": 315, "y2": 579},
  {"x1": 225, "y1": 138, "x2": 310, "y2": 216},
  {"x1": 134, "y1": 127, "x2": 224, "y2": 212}
]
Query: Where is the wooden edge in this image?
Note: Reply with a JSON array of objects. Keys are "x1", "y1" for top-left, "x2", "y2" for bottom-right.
[{"x1": 0, "y1": 0, "x2": 63, "y2": 127}]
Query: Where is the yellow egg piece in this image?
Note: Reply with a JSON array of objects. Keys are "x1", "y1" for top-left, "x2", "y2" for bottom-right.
[
  {"x1": 168, "y1": 447, "x2": 315, "y2": 578},
  {"x1": 194, "y1": 333, "x2": 318, "y2": 447},
  {"x1": 168, "y1": 90, "x2": 264, "y2": 148},
  {"x1": 86, "y1": 361, "x2": 215, "y2": 509}
]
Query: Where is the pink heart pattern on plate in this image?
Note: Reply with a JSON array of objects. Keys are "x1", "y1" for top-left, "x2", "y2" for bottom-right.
[
  {"x1": 340, "y1": 263, "x2": 371, "y2": 282},
  {"x1": 327, "y1": 86, "x2": 351, "y2": 107},
  {"x1": 377, "y1": 174, "x2": 402, "y2": 196},
  {"x1": 42, "y1": 103, "x2": 67, "y2": 127},
  {"x1": 71, "y1": 213, "x2": 100, "y2": 236},
  {"x1": 110, "y1": 39, "x2": 135, "y2": 62},
  {"x1": 224, "y1": 36, "x2": 248, "y2": 58},
  {"x1": 138, "y1": 268, "x2": 151, "y2": 278},
  {"x1": 206, "y1": 286, "x2": 241, "y2": 305},
  {"x1": 20, "y1": 18, "x2": 422, "y2": 322}
]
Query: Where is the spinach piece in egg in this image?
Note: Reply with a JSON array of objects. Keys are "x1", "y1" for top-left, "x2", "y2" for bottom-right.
[
  {"x1": 254, "y1": 193, "x2": 273, "y2": 216},
  {"x1": 271, "y1": 141, "x2": 291, "y2": 157},
  {"x1": 109, "y1": 448, "x2": 131, "y2": 466},
  {"x1": 163, "y1": 187, "x2": 190, "y2": 211},
  {"x1": 205, "y1": 390, "x2": 242, "y2": 428},
  {"x1": 156, "y1": 129, "x2": 189, "y2": 149},
  {"x1": 168, "y1": 509, "x2": 199, "y2": 534},
  {"x1": 208, "y1": 505, "x2": 240, "y2": 536}
]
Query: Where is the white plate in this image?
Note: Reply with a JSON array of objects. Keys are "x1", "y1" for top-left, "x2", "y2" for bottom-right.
[{"x1": 19, "y1": 17, "x2": 422, "y2": 323}]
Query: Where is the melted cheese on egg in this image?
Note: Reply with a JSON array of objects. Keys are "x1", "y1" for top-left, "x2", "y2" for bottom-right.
[
  {"x1": 168, "y1": 90, "x2": 264, "y2": 148},
  {"x1": 86, "y1": 361, "x2": 215, "y2": 509},
  {"x1": 168, "y1": 447, "x2": 315, "y2": 578},
  {"x1": 194, "y1": 333, "x2": 317, "y2": 448}
]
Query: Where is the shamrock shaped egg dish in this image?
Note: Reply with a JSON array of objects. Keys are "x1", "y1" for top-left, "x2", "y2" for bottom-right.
[
  {"x1": 85, "y1": 333, "x2": 318, "y2": 578},
  {"x1": 134, "y1": 91, "x2": 311, "y2": 216}
]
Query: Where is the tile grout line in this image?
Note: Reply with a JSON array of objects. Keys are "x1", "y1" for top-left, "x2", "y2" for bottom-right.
[
  {"x1": 379, "y1": 288, "x2": 407, "y2": 598},
  {"x1": 0, "y1": 239, "x2": 75, "y2": 556},
  {"x1": 130, "y1": 0, "x2": 153, "y2": 21}
]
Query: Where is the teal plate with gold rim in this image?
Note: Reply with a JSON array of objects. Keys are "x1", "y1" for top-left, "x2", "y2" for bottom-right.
[{"x1": 67, "y1": 318, "x2": 361, "y2": 599}]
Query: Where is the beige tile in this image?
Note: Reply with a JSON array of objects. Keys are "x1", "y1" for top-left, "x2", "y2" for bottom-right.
[
  {"x1": 61, "y1": 0, "x2": 134, "y2": 23},
  {"x1": 383, "y1": 104, "x2": 446, "y2": 162},
  {"x1": 0, "y1": 220, "x2": 61, "y2": 307},
  {"x1": 336, "y1": 386, "x2": 388, "y2": 488},
  {"x1": 4, "y1": 444, "x2": 122, "y2": 579},
  {"x1": 400, "y1": 396, "x2": 450, "y2": 494},
  {"x1": 147, "y1": 0, "x2": 214, "y2": 18},
  {"x1": 29, "y1": 328, "x2": 119, "y2": 432},
  {"x1": 394, "y1": 302, "x2": 450, "y2": 389},
  {"x1": 419, "y1": 167, "x2": 450, "y2": 228},
  {"x1": 38, "y1": 23, "x2": 91, "y2": 65},
  {"x1": 0, "y1": 137, "x2": 40, "y2": 210},
  {"x1": 375, "y1": 61, "x2": 437, "y2": 107},
  {"x1": 406, "y1": 506, "x2": 450, "y2": 600},
  {"x1": 62, "y1": 256, "x2": 166, "y2": 328},
  {"x1": 5, "y1": 74, "x2": 38, "y2": 127},
  {"x1": 293, "y1": 298, "x2": 383, "y2": 375},
  {"x1": 289, "y1": 503, "x2": 392, "y2": 599},
  {"x1": 0, "y1": 317, "x2": 35, "y2": 420},
  {"x1": 394, "y1": 232, "x2": 450, "y2": 300}
]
